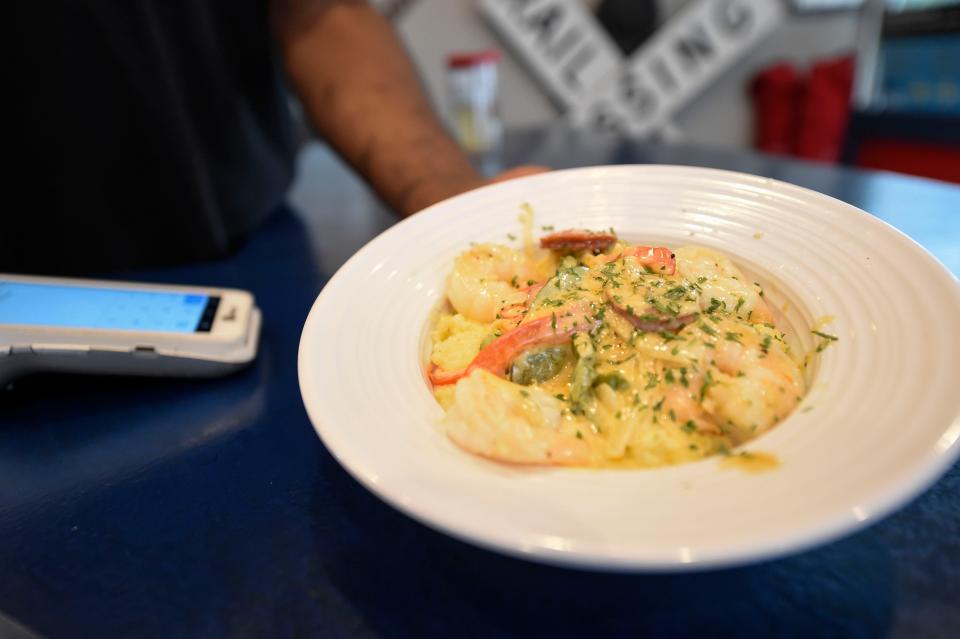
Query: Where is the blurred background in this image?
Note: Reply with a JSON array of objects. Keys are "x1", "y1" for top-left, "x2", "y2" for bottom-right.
[
  {"x1": 375, "y1": 0, "x2": 960, "y2": 168},
  {"x1": 290, "y1": 0, "x2": 958, "y2": 270},
  {"x1": 375, "y1": 0, "x2": 960, "y2": 165}
]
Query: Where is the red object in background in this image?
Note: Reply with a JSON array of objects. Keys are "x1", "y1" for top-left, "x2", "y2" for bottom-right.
[
  {"x1": 750, "y1": 63, "x2": 802, "y2": 156},
  {"x1": 447, "y1": 49, "x2": 501, "y2": 69},
  {"x1": 855, "y1": 140, "x2": 960, "y2": 184},
  {"x1": 750, "y1": 56, "x2": 855, "y2": 163},
  {"x1": 794, "y1": 56, "x2": 855, "y2": 162},
  {"x1": 752, "y1": 56, "x2": 958, "y2": 182}
]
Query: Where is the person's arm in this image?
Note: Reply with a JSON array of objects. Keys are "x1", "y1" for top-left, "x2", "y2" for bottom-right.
[{"x1": 272, "y1": 0, "x2": 491, "y2": 216}]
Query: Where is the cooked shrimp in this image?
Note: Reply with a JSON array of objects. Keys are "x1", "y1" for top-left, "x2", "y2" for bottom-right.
[
  {"x1": 705, "y1": 326, "x2": 803, "y2": 442},
  {"x1": 592, "y1": 245, "x2": 676, "y2": 275},
  {"x1": 430, "y1": 303, "x2": 598, "y2": 386},
  {"x1": 443, "y1": 369, "x2": 594, "y2": 465},
  {"x1": 682, "y1": 318, "x2": 804, "y2": 442},
  {"x1": 446, "y1": 244, "x2": 556, "y2": 323},
  {"x1": 675, "y1": 246, "x2": 773, "y2": 323},
  {"x1": 498, "y1": 282, "x2": 544, "y2": 323},
  {"x1": 432, "y1": 230, "x2": 813, "y2": 469},
  {"x1": 662, "y1": 386, "x2": 722, "y2": 435}
]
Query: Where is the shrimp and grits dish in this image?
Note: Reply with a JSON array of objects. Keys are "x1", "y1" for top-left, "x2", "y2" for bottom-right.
[{"x1": 428, "y1": 221, "x2": 810, "y2": 469}]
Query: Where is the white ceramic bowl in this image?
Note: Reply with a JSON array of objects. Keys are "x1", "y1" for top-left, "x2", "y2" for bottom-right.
[{"x1": 298, "y1": 166, "x2": 960, "y2": 571}]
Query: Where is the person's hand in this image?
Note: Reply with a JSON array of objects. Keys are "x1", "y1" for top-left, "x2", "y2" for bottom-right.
[
  {"x1": 401, "y1": 166, "x2": 551, "y2": 217},
  {"x1": 487, "y1": 165, "x2": 550, "y2": 185}
]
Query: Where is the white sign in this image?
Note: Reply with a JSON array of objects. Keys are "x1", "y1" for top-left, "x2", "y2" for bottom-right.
[
  {"x1": 477, "y1": 0, "x2": 623, "y2": 111},
  {"x1": 572, "y1": 0, "x2": 785, "y2": 135},
  {"x1": 480, "y1": 0, "x2": 785, "y2": 137}
]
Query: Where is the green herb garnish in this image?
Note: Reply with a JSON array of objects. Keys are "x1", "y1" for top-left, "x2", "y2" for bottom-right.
[
  {"x1": 594, "y1": 373, "x2": 630, "y2": 391},
  {"x1": 663, "y1": 285, "x2": 688, "y2": 300},
  {"x1": 813, "y1": 329, "x2": 839, "y2": 353},
  {"x1": 699, "y1": 370, "x2": 714, "y2": 401}
]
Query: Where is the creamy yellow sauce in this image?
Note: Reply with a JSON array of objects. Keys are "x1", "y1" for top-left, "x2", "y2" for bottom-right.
[
  {"x1": 719, "y1": 451, "x2": 781, "y2": 473},
  {"x1": 429, "y1": 235, "x2": 810, "y2": 469}
]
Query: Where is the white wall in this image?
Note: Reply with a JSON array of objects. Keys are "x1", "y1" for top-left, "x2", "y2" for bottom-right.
[
  {"x1": 396, "y1": 0, "x2": 559, "y2": 128},
  {"x1": 672, "y1": 6, "x2": 860, "y2": 148},
  {"x1": 393, "y1": 0, "x2": 860, "y2": 149}
]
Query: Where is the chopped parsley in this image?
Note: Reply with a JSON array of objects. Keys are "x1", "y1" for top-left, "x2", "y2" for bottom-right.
[
  {"x1": 812, "y1": 330, "x2": 838, "y2": 341},
  {"x1": 760, "y1": 335, "x2": 772, "y2": 354},
  {"x1": 699, "y1": 370, "x2": 714, "y2": 401},
  {"x1": 594, "y1": 373, "x2": 630, "y2": 391},
  {"x1": 663, "y1": 285, "x2": 688, "y2": 300},
  {"x1": 813, "y1": 329, "x2": 839, "y2": 353}
]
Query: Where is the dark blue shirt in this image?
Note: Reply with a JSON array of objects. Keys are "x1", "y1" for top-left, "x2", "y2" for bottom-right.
[{"x1": 6, "y1": 0, "x2": 296, "y2": 274}]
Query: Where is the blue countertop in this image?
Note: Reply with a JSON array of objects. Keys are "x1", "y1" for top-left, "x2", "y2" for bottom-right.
[{"x1": 2, "y1": 130, "x2": 958, "y2": 638}]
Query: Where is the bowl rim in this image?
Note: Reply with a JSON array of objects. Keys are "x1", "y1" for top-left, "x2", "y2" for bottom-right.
[{"x1": 298, "y1": 164, "x2": 960, "y2": 571}]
